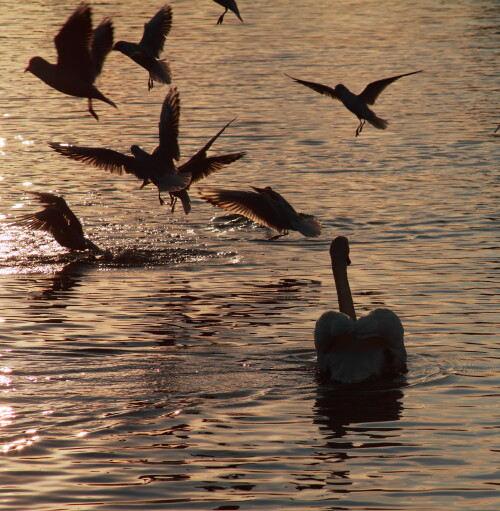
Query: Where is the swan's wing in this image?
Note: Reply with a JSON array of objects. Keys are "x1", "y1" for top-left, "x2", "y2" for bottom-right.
[
  {"x1": 200, "y1": 188, "x2": 283, "y2": 232},
  {"x1": 285, "y1": 73, "x2": 339, "y2": 100},
  {"x1": 92, "y1": 18, "x2": 114, "y2": 77},
  {"x1": 139, "y1": 4, "x2": 173, "y2": 58},
  {"x1": 155, "y1": 87, "x2": 180, "y2": 161},
  {"x1": 179, "y1": 153, "x2": 245, "y2": 187},
  {"x1": 55, "y1": 3, "x2": 93, "y2": 81},
  {"x1": 358, "y1": 70, "x2": 423, "y2": 105},
  {"x1": 49, "y1": 142, "x2": 136, "y2": 176}
]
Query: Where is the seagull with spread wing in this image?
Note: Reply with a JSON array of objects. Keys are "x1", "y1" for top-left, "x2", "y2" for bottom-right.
[
  {"x1": 113, "y1": 4, "x2": 173, "y2": 90},
  {"x1": 49, "y1": 88, "x2": 191, "y2": 206},
  {"x1": 285, "y1": 70, "x2": 422, "y2": 137},
  {"x1": 200, "y1": 186, "x2": 321, "y2": 240},
  {"x1": 25, "y1": 3, "x2": 116, "y2": 121},
  {"x1": 168, "y1": 118, "x2": 246, "y2": 214},
  {"x1": 11, "y1": 192, "x2": 101, "y2": 253}
]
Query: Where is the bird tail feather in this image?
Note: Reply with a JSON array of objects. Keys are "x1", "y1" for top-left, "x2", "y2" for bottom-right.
[
  {"x1": 150, "y1": 59, "x2": 172, "y2": 85},
  {"x1": 368, "y1": 115, "x2": 388, "y2": 130},
  {"x1": 297, "y1": 214, "x2": 322, "y2": 237}
]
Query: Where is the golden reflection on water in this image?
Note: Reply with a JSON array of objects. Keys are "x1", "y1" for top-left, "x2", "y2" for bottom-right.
[{"x1": 0, "y1": 0, "x2": 498, "y2": 509}]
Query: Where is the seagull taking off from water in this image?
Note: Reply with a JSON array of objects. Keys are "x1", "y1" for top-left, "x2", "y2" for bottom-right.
[
  {"x1": 25, "y1": 3, "x2": 116, "y2": 121},
  {"x1": 11, "y1": 192, "x2": 101, "y2": 253},
  {"x1": 285, "y1": 70, "x2": 422, "y2": 137},
  {"x1": 113, "y1": 4, "x2": 173, "y2": 90},
  {"x1": 200, "y1": 186, "x2": 322, "y2": 240},
  {"x1": 49, "y1": 88, "x2": 191, "y2": 206},
  {"x1": 213, "y1": 0, "x2": 243, "y2": 24}
]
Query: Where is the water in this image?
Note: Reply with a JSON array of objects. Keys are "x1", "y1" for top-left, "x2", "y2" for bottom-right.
[{"x1": 0, "y1": 0, "x2": 499, "y2": 509}]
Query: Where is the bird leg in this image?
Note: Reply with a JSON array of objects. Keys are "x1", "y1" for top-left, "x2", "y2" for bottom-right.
[
  {"x1": 267, "y1": 230, "x2": 289, "y2": 241},
  {"x1": 169, "y1": 194, "x2": 178, "y2": 213},
  {"x1": 217, "y1": 8, "x2": 228, "y2": 24},
  {"x1": 355, "y1": 119, "x2": 365, "y2": 137},
  {"x1": 158, "y1": 191, "x2": 165, "y2": 206},
  {"x1": 148, "y1": 75, "x2": 154, "y2": 91},
  {"x1": 88, "y1": 99, "x2": 99, "y2": 121}
]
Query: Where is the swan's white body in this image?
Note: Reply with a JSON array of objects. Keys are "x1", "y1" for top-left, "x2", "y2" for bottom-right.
[
  {"x1": 315, "y1": 309, "x2": 406, "y2": 384},
  {"x1": 314, "y1": 237, "x2": 407, "y2": 384}
]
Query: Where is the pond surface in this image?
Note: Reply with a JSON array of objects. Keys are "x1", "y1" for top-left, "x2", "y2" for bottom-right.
[{"x1": 0, "y1": 0, "x2": 499, "y2": 509}]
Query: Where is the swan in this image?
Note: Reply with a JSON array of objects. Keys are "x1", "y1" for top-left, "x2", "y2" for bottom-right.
[
  {"x1": 285, "y1": 70, "x2": 422, "y2": 137},
  {"x1": 113, "y1": 5, "x2": 172, "y2": 90},
  {"x1": 314, "y1": 236, "x2": 407, "y2": 383},
  {"x1": 212, "y1": 0, "x2": 243, "y2": 24},
  {"x1": 11, "y1": 192, "x2": 101, "y2": 253},
  {"x1": 199, "y1": 186, "x2": 322, "y2": 240},
  {"x1": 25, "y1": 3, "x2": 116, "y2": 121}
]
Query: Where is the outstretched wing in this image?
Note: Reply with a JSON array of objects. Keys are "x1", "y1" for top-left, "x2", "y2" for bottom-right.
[
  {"x1": 139, "y1": 4, "x2": 173, "y2": 58},
  {"x1": 55, "y1": 3, "x2": 93, "y2": 82},
  {"x1": 155, "y1": 87, "x2": 180, "y2": 161},
  {"x1": 15, "y1": 192, "x2": 84, "y2": 237},
  {"x1": 285, "y1": 73, "x2": 339, "y2": 100},
  {"x1": 92, "y1": 18, "x2": 114, "y2": 77},
  {"x1": 179, "y1": 153, "x2": 246, "y2": 187},
  {"x1": 200, "y1": 188, "x2": 282, "y2": 232},
  {"x1": 177, "y1": 119, "x2": 244, "y2": 186},
  {"x1": 358, "y1": 70, "x2": 423, "y2": 105},
  {"x1": 49, "y1": 142, "x2": 136, "y2": 176}
]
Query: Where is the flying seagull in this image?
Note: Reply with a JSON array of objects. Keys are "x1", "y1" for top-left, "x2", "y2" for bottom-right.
[
  {"x1": 200, "y1": 186, "x2": 322, "y2": 240},
  {"x1": 113, "y1": 4, "x2": 173, "y2": 90},
  {"x1": 213, "y1": 0, "x2": 243, "y2": 24},
  {"x1": 25, "y1": 3, "x2": 116, "y2": 121},
  {"x1": 11, "y1": 192, "x2": 101, "y2": 253},
  {"x1": 49, "y1": 88, "x2": 191, "y2": 206},
  {"x1": 285, "y1": 70, "x2": 422, "y2": 136}
]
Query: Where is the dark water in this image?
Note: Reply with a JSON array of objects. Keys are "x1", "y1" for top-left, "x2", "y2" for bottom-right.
[{"x1": 0, "y1": 0, "x2": 499, "y2": 509}]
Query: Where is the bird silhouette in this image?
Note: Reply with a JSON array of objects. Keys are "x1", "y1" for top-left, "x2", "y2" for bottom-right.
[
  {"x1": 200, "y1": 186, "x2": 321, "y2": 240},
  {"x1": 11, "y1": 192, "x2": 101, "y2": 253},
  {"x1": 113, "y1": 4, "x2": 173, "y2": 90},
  {"x1": 286, "y1": 70, "x2": 422, "y2": 136},
  {"x1": 213, "y1": 0, "x2": 243, "y2": 24},
  {"x1": 25, "y1": 3, "x2": 116, "y2": 121},
  {"x1": 314, "y1": 236, "x2": 407, "y2": 384},
  {"x1": 49, "y1": 88, "x2": 191, "y2": 206}
]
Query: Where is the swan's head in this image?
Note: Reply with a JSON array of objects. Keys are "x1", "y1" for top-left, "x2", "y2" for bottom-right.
[{"x1": 330, "y1": 236, "x2": 351, "y2": 266}]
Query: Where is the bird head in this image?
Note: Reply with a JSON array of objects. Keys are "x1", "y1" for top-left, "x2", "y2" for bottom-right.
[
  {"x1": 330, "y1": 236, "x2": 351, "y2": 266},
  {"x1": 25, "y1": 56, "x2": 44, "y2": 74}
]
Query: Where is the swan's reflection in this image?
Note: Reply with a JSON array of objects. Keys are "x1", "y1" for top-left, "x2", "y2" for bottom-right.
[{"x1": 314, "y1": 384, "x2": 405, "y2": 440}]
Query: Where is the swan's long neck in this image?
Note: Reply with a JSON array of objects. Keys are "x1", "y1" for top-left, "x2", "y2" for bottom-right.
[{"x1": 332, "y1": 259, "x2": 357, "y2": 321}]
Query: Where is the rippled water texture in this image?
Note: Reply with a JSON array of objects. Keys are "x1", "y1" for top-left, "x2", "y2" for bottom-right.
[{"x1": 0, "y1": 0, "x2": 499, "y2": 509}]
